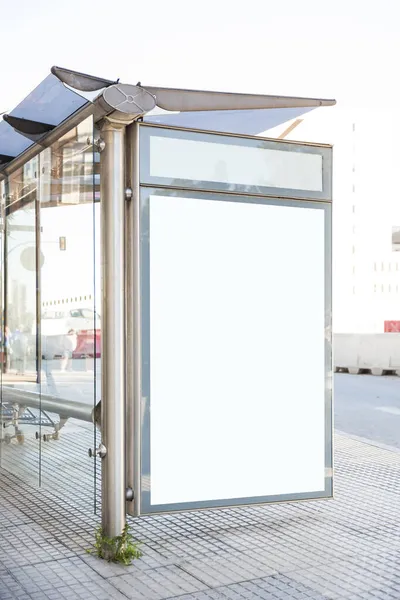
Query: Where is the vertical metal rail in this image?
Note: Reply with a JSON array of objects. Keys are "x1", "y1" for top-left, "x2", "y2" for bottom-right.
[
  {"x1": 0, "y1": 184, "x2": 5, "y2": 450},
  {"x1": 100, "y1": 116, "x2": 127, "y2": 538},
  {"x1": 35, "y1": 158, "x2": 42, "y2": 487},
  {"x1": 92, "y1": 124, "x2": 99, "y2": 516},
  {"x1": 3, "y1": 182, "x2": 8, "y2": 377},
  {"x1": 35, "y1": 161, "x2": 42, "y2": 387},
  {"x1": 126, "y1": 122, "x2": 142, "y2": 517}
]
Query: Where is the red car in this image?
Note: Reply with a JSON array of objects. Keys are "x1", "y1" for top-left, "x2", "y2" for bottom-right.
[{"x1": 73, "y1": 329, "x2": 101, "y2": 358}]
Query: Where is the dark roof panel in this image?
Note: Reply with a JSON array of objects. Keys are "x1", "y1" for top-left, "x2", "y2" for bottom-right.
[
  {"x1": 10, "y1": 74, "x2": 88, "y2": 126},
  {"x1": 0, "y1": 120, "x2": 32, "y2": 160},
  {"x1": 0, "y1": 74, "x2": 90, "y2": 167}
]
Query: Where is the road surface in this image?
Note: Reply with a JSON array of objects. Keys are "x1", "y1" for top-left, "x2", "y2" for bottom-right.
[
  {"x1": 5, "y1": 365, "x2": 400, "y2": 449},
  {"x1": 335, "y1": 373, "x2": 400, "y2": 449}
]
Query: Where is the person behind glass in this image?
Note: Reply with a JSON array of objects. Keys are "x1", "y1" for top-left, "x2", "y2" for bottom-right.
[
  {"x1": 0, "y1": 326, "x2": 11, "y2": 372},
  {"x1": 60, "y1": 329, "x2": 77, "y2": 372},
  {"x1": 12, "y1": 326, "x2": 28, "y2": 375},
  {"x1": 4, "y1": 326, "x2": 11, "y2": 372}
]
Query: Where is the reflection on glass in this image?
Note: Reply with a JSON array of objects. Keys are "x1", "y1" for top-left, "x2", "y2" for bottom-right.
[
  {"x1": 140, "y1": 126, "x2": 331, "y2": 199},
  {"x1": 38, "y1": 116, "x2": 100, "y2": 501},
  {"x1": 0, "y1": 181, "x2": 5, "y2": 461},
  {"x1": 0, "y1": 116, "x2": 100, "y2": 505},
  {"x1": 150, "y1": 136, "x2": 323, "y2": 191},
  {"x1": 0, "y1": 159, "x2": 39, "y2": 484}
]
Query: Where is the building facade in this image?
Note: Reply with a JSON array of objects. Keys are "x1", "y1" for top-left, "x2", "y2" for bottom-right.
[{"x1": 269, "y1": 107, "x2": 400, "y2": 334}]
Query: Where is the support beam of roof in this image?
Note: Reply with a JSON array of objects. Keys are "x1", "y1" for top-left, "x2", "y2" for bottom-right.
[
  {"x1": 51, "y1": 65, "x2": 116, "y2": 92},
  {"x1": 143, "y1": 85, "x2": 336, "y2": 112},
  {"x1": 277, "y1": 118, "x2": 304, "y2": 140}
]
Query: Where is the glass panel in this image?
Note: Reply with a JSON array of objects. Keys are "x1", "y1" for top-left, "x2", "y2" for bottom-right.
[
  {"x1": 140, "y1": 189, "x2": 332, "y2": 513},
  {"x1": 0, "y1": 159, "x2": 39, "y2": 485},
  {"x1": 140, "y1": 125, "x2": 332, "y2": 200},
  {"x1": 0, "y1": 118, "x2": 100, "y2": 506},
  {"x1": 11, "y1": 74, "x2": 87, "y2": 126},
  {"x1": 0, "y1": 181, "x2": 5, "y2": 460},
  {"x1": 38, "y1": 116, "x2": 100, "y2": 507}
]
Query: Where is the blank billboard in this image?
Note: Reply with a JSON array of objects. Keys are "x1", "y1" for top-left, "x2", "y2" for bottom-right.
[{"x1": 140, "y1": 191, "x2": 331, "y2": 512}]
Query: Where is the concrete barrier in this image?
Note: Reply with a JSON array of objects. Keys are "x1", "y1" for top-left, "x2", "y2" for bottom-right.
[{"x1": 334, "y1": 333, "x2": 400, "y2": 375}]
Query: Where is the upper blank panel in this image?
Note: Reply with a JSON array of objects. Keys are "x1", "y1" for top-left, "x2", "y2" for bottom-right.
[{"x1": 140, "y1": 125, "x2": 332, "y2": 201}]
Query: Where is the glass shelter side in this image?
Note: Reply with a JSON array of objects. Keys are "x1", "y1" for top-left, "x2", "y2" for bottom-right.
[
  {"x1": 0, "y1": 66, "x2": 336, "y2": 541},
  {"x1": 0, "y1": 116, "x2": 100, "y2": 510},
  {"x1": 1, "y1": 114, "x2": 333, "y2": 526}
]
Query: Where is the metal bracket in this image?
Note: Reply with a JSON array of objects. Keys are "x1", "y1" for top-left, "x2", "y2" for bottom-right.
[
  {"x1": 126, "y1": 488, "x2": 134, "y2": 502},
  {"x1": 94, "y1": 138, "x2": 106, "y2": 153},
  {"x1": 88, "y1": 443, "x2": 107, "y2": 459}
]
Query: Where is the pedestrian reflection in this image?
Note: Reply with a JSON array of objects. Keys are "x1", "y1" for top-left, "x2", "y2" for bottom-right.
[
  {"x1": 12, "y1": 326, "x2": 29, "y2": 375},
  {"x1": 60, "y1": 329, "x2": 78, "y2": 372}
]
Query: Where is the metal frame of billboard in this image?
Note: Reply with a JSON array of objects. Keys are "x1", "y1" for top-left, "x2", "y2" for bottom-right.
[{"x1": 126, "y1": 123, "x2": 333, "y2": 517}]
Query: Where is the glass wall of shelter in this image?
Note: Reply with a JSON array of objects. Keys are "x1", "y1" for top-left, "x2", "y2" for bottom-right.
[{"x1": 0, "y1": 116, "x2": 101, "y2": 509}]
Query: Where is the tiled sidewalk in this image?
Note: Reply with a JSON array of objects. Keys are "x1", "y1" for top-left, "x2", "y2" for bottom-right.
[{"x1": 1, "y1": 431, "x2": 400, "y2": 599}]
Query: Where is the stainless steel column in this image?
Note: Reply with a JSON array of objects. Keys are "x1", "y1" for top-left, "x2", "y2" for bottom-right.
[
  {"x1": 100, "y1": 116, "x2": 126, "y2": 537},
  {"x1": 126, "y1": 122, "x2": 142, "y2": 517}
]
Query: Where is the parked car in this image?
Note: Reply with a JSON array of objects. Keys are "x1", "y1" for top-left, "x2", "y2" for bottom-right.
[{"x1": 40, "y1": 308, "x2": 101, "y2": 359}]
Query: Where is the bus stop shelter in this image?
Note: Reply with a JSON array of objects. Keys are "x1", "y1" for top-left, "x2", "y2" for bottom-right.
[{"x1": 0, "y1": 66, "x2": 334, "y2": 542}]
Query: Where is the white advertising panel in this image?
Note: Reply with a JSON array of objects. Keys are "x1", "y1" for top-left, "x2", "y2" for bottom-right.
[{"x1": 141, "y1": 192, "x2": 331, "y2": 511}]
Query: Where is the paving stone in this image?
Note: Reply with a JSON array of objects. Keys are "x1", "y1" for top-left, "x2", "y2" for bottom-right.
[
  {"x1": 2, "y1": 429, "x2": 400, "y2": 598},
  {"x1": 179, "y1": 554, "x2": 277, "y2": 587},
  {"x1": 8, "y1": 557, "x2": 128, "y2": 599},
  {"x1": 0, "y1": 568, "x2": 27, "y2": 599},
  {"x1": 108, "y1": 564, "x2": 209, "y2": 599}
]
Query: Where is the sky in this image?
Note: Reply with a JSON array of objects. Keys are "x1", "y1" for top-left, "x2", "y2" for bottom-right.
[
  {"x1": 2, "y1": 0, "x2": 400, "y2": 333},
  {"x1": 1, "y1": 0, "x2": 400, "y2": 113}
]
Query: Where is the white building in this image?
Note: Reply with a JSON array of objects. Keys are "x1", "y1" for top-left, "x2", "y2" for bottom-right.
[{"x1": 264, "y1": 106, "x2": 400, "y2": 334}]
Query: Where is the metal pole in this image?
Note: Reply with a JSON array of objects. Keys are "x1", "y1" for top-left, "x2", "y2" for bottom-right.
[
  {"x1": 0, "y1": 185, "x2": 5, "y2": 373},
  {"x1": 35, "y1": 159, "x2": 42, "y2": 386},
  {"x1": 125, "y1": 122, "x2": 142, "y2": 517},
  {"x1": 99, "y1": 116, "x2": 126, "y2": 538},
  {"x1": 3, "y1": 182, "x2": 8, "y2": 371}
]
